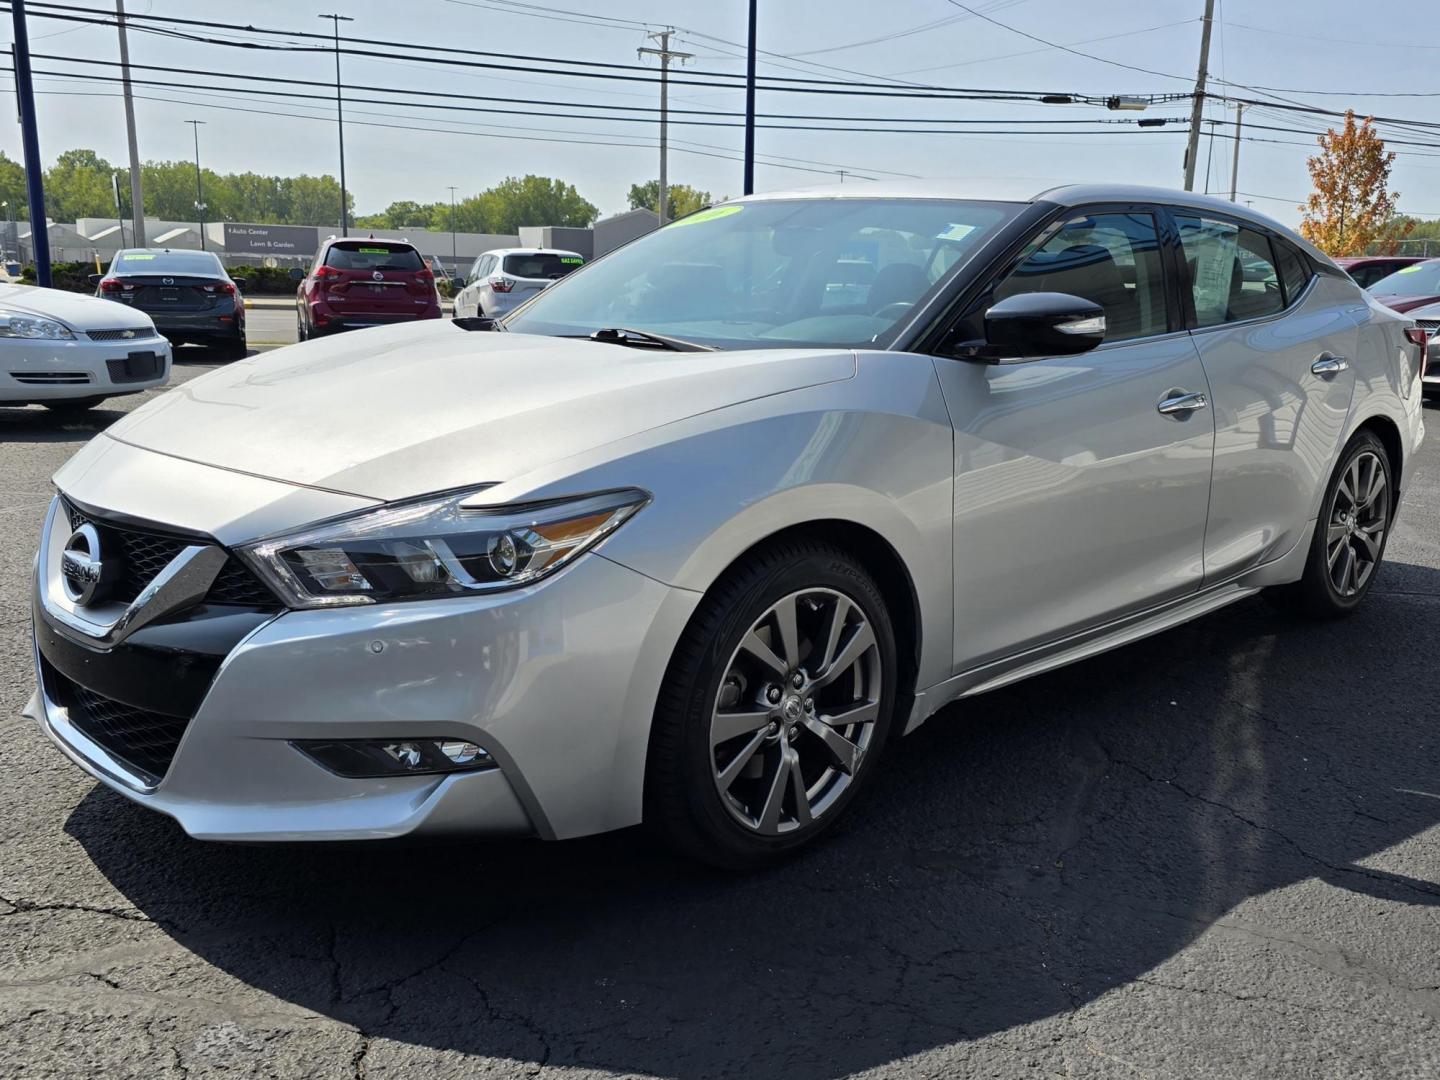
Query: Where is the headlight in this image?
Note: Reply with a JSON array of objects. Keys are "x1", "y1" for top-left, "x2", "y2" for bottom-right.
[
  {"x1": 0, "y1": 309, "x2": 74, "y2": 340},
  {"x1": 239, "y1": 487, "x2": 649, "y2": 609}
]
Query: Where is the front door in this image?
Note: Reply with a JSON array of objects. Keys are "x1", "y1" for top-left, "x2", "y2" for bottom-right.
[
  {"x1": 1173, "y1": 212, "x2": 1359, "y2": 583},
  {"x1": 932, "y1": 208, "x2": 1217, "y2": 671}
]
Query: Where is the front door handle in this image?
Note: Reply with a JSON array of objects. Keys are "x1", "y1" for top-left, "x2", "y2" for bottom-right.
[
  {"x1": 1311, "y1": 354, "x2": 1350, "y2": 377},
  {"x1": 1157, "y1": 390, "x2": 1209, "y2": 418}
]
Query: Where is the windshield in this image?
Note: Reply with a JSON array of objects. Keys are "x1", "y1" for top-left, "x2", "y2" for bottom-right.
[
  {"x1": 504, "y1": 252, "x2": 584, "y2": 279},
  {"x1": 111, "y1": 250, "x2": 225, "y2": 276},
  {"x1": 324, "y1": 242, "x2": 423, "y2": 272},
  {"x1": 1369, "y1": 261, "x2": 1440, "y2": 295},
  {"x1": 505, "y1": 198, "x2": 1019, "y2": 349}
]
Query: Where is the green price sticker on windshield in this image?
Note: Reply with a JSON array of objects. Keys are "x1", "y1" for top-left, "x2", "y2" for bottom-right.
[
  {"x1": 668, "y1": 204, "x2": 743, "y2": 228},
  {"x1": 561, "y1": 256, "x2": 584, "y2": 265},
  {"x1": 121, "y1": 253, "x2": 156, "y2": 261},
  {"x1": 1398, "y1": 263, "x2": 1424, "y2": 273},
  {"x1": 357, "y1": 247, "x2": 391, "y2": 254}
]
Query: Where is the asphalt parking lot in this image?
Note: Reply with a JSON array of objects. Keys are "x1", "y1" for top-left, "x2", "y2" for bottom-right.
[{"x1": 3, "y1": 354, "x2": 1440, "y2": 1078}]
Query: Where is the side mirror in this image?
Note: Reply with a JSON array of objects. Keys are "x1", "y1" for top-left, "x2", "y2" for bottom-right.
[
  {"x1": 88, "y1": 273, "x2": 102, "y2": 286},
  {"x1": 289, "y1": 267, "x2": 305, "y2": 281},
  {"x1": 982, "y1": 292, "x2": 1106, "y2": 361},
  {"x1": 230, "y1": 275, "x2": 249, "y2": 291},
  {"x1": 453, "y1": 274, "x2": 466, "y2": 287}
]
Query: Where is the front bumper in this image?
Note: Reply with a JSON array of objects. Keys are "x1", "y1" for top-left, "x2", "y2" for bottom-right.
[
  {"x1": 29, "y1": 490, "x2": 699, "y2": 843},
  {"x1": 0, "y1": 334, "x2": 171, "y2": 402}
]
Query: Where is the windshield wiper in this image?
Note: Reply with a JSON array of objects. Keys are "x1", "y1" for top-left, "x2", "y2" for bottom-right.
[{"x1": 589, "y1": 327, "x2": 713, "y2": 352}]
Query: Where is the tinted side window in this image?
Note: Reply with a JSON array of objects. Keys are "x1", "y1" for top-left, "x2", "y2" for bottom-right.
[
  {"x1": 1176, "y1": 215, "x2": 1285, "y2": 327},
  {"x1": 994, "y1": 212, "x2": 1168, "y2": 343},
  {"x1": 1275, "y1": 240, "x2": 1313, "y2": 303}
]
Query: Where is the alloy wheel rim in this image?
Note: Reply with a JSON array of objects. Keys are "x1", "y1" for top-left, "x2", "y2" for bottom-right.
[
  {"x1": 709, "y1": 588, "x2": 881, "y2": 835},
  {"x1": 1327, "y1": 450, "x2": 1389, "y2": 598}
]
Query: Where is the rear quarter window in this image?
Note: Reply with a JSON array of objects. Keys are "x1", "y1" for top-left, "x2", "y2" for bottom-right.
[
  {"x1": 324, "y1": 243, "x2": 423, "y2": 271},
  {"x1": 1275, "y1": 240, "x2": 1314, "y2": 305}
]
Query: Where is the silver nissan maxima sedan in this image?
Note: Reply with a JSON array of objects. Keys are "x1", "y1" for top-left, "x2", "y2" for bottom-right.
[{"x1": 28, "y1": 183, "x2": 1425, "y2": 867}]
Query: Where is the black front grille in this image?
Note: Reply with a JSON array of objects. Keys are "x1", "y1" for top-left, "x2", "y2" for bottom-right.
[
  {"x1": 63, "y1": 500, "x2": 277, "y2": 608},
  {"x1": 87, "y1": 328, "x2": 146, "y2": 342},
  {"x1": 45, "y1": 661, "x2": 189, "y2": 783},
  {"x1": 105, "y1": 353, "x2": 165, "y2": 384}
]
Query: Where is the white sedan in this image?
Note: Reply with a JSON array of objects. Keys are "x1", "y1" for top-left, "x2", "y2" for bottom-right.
[{"x1": 0, "y1": 282, "x2": 171, "y2": 413}]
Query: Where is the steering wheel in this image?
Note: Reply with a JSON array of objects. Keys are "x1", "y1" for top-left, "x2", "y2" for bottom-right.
[{"x1": 872, "y1": 301, "x2": 915, "y2": 322}]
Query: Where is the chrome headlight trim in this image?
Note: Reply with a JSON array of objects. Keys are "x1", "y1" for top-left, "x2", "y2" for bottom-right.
[{"x1": 237, "y1": 486, "x2": 651, "y2": 609}]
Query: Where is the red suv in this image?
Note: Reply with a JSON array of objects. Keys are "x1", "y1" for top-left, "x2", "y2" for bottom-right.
[{"x1": 296, "y1": 237, "x2": 441, "y2": 339}]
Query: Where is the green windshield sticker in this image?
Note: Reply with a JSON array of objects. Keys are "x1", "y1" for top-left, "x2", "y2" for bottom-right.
[
  {"x1": 357, "y1": 246, "x2": 392, "y2": 254},
  {"x1": 560, "y1": 256, "x2": 584, "y2": 265},
  {"x1": 120, "y1": 253, "x2": 156, "y2": 261},
  {"x1": 1397, "y1": 263, "x2": 1424, "y2": 273},
  {"x1": 937, "y1": 223, "x2": 976, "y2": 242},
  {"x1": 668, "y1": 204, "x2": 743, "y2": 227}
]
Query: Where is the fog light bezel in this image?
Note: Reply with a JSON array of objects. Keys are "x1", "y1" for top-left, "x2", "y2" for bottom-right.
[{"x1": 292, "y1": 737, "x2": 496, "y2": 779}]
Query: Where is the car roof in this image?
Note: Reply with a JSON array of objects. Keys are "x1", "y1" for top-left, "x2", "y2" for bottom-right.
[{"x1": 734, "y1": 179, "x2": 1334, "y2": 266}]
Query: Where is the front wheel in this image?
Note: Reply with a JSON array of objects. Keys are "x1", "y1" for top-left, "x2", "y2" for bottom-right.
[
  {"x1": 42, "y1": 396, "x2": 105, "y2": 413},
  {"x1": 646, "y1": 541, "x2": 898, "y2": 869},
  {"x1": 1267, "y1": 430, "x2": 1393, "y2": 618}
]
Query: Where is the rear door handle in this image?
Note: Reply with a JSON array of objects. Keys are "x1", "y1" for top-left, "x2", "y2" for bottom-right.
[
  {"x1": 1157, "y1": 390, "x2": 1208, "y2": 418},
  {"x1": 1311, "y1": 355, "x2": 1350, "y2": 377}
]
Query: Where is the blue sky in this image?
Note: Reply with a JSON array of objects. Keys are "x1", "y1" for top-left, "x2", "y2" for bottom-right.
[{"x1": 7, "y1": 0, "x2": 1440, "y2": 224}]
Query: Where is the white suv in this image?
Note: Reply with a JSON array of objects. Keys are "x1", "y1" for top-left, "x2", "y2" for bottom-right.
[{"x1": 453, "y1": 248, "x2": 585, "y2": 319}]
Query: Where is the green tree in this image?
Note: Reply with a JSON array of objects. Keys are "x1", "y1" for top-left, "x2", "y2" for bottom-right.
[
  {"x1": 44, "y1": 148, "x2": 122, "y2": 221},
  {"x1": 357, "y1": 199, "x2": 439, "y2": 229},
  {"x1": 627, "y1": 179, "x2": 711, "y2": 219},
  {"x1": 0, "y1": 152, "x2": 29, "y2": 220},
  {"x1": 472, "y1": 175, "x2": 597, "y2": 233}
]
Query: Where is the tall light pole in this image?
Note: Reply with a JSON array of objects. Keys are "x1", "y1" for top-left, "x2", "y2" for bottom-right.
[
  {"x1": 447, "y1": 185, "x2": 458, "y2": 262},
  {"x1": 638, "y1": 29, "x2": 693, "y2": 225},
  {"x1": 1182, "y1": 0, "x2": 1216, "y2": 192},
  {"x1": 186, "y1": 119, "x2": 206, "y2": 250},
  {"x1": 10, "y1": 0, "x2": 51, "y2": 286},
  {"x1": 1228, "y1": 103, "x2": 1245, "y2": 203},
  {"x1": 743, "y1": 0, "x2": 757, "y2": 196},
  {"x1": 115, "y1": 0, "x2": 145, "y2": 245},
  {"x1": 319, "y1": 14, "x2": 354, "y2": 236}
]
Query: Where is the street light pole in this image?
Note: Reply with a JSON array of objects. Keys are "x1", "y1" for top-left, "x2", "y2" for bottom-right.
[
  {"x1": 186, "y1": 119, "x2": 206, "y2": 250},
  {"x1": 1228, "y1": 103, "x2": 1245, "y2": 203},
  {"x1": 319, "y1": 14, "x2": 354, "y2": 236},
  {"x1": 743, "y1": 0, "x2": 757, "y2": 196},
  {"x1": 447, "y1": 185, "x2": 458, "y2": 262},
  {"x1": 10, "y1": 0, "x2": 51, "y2": 286},
  {"x1": 115, "y1": 0, "x2": 145, "y2": 246}
]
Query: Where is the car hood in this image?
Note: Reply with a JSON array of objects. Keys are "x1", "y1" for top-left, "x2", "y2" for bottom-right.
[
  {"x1": 104, "y1": 321, "x2": 856, "y2": 500},
  {"x1": 0, "y1": 283, "x2": 154, "y2": 331},
  {"x1": 1376, "y1": 293, "x2": 1440, "y2": 313}
]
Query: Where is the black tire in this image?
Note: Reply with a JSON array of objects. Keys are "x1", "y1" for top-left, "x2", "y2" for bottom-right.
[
  {"x1": 297, "y1": 313, "x2": 308, "y2": 342},
  {"x1": 1267, "y1": 429, "x2": 1393, "y2": 619},
  {"x1": 220, "y1": 334, "x2": 247, "y2": 360},
  {"x1": 645, "y1": 539, "x2": 898, "y2": 869},
  {"x1": 42, "y1": 396, "x2": 105, "y2": 413}
]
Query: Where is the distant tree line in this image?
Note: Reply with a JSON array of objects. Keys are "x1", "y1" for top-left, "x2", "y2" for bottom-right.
[{"x1": 1, "y1": 149, "x2": 726, "y2": 234}]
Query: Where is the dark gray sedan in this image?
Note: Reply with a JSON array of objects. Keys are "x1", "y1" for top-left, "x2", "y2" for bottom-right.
[{"x1": 92, "y1": 249, "x2": 246, "y2": 358}]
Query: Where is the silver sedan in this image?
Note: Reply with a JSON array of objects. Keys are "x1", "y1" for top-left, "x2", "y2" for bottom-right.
[{"x1": 28, "y1": 182, "x2": 1424, "y2": 867}]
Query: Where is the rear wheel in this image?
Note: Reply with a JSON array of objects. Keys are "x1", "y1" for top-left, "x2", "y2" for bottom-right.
[
  {"x1": 42, "y1": 396, "x2": 105, "y2": 413},
  {"x1": 220, "y1": 333, "x2": 247, "y2": 360},
  {"x1": 1267, "y1": 430, "x2": 1392, "y2": 618},
  {"x1": 646, "y1": 541, "x2": 897, "y2": 869}
]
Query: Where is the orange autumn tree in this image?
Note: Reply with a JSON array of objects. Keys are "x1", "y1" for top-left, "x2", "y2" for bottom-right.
[{"x1": 1299, "y1": 110, "x2": 1412, "y2": 256}]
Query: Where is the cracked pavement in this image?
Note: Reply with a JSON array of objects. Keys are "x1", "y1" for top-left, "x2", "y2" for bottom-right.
[{"x1": 4, "y1": 361, "x2": 1440, "y2": 1077}]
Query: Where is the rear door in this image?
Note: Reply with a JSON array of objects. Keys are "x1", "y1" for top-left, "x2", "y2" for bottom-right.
[
  {"x1": 931, "y1": 206, "x2": 1217, "y2": 670},
  {"x1": 501, "y1": 252, "x2": 584, "y2": 303},
  {"x1": 1172, "y1": 211, "x2": 1358, "y2": 583},
  {"x1": 322, "y1": 241, "x2": 428, "y2": 316}
]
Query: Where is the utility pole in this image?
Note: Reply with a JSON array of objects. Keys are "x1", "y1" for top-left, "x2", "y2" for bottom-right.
[
  {"x1": 10, "y1": 0, "x2": 51, "y2": 286},
  {"x1": 1228, "y1": 102, "x2": 1245, "y2": 203},
  {"x1": 447, "y1": 185, "x2": 458, "y2": 262},
  {"x1": 186, "y1": 119, "x2": 206, "y2": 250},
  {"x1": 319, "y1": 14, "x2": 354, "y2": 236},
  {"x1": 115, "y1": 0, "x2": 145, "y2": 245},
  {"x1": 1182, "y1": 0, "x2": 1216, "y2": 192},
  {"x1": 638, "y1": 29, "x2": 693, "y2": 225},
  {"x1": 743, "y1": 0, "x2": 757, "y2": 196}
]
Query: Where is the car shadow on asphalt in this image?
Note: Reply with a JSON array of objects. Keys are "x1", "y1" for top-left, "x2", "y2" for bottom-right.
[{"x1": 64, "y1": 567, "x2": 1440, "y2": 1076}]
